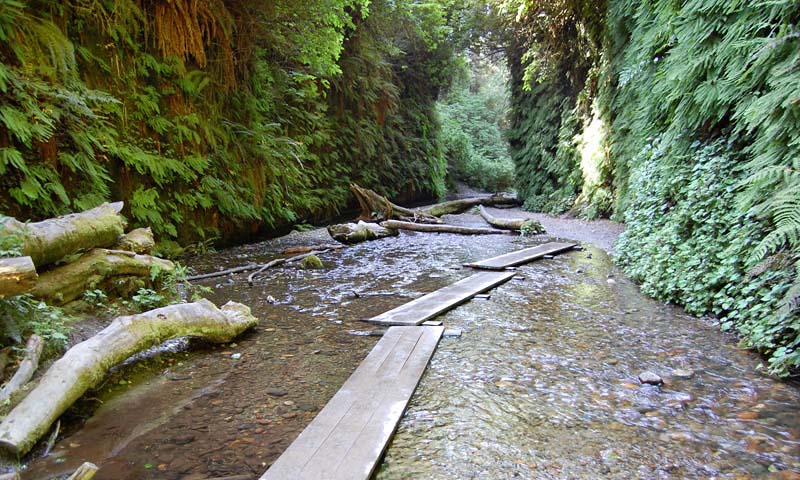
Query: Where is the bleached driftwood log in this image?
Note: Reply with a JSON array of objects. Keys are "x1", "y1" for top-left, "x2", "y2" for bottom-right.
[
  {"x1": 0, "y1": 299, "x2": 259, "y2": 456},
  {"x1": 478, "y1": 206, "x2": 545, "y2": 233},
  {"x1": 0, "y1": 202, "x2": 125, "y2": 267},
  {"x1": 32, "y1": 249, "x2": 174, "y2": 305},
  {"x1": 114, "y1": 227, "x2": 155, "y2": 254},
  {"x1": 0, "y1": 335, "x2": 42, "y2": 406},
  {"x1": 381, "y1": 220, "x2": 512, "y2": 235},
  {"x1": 327, "y1": 221, "x2": 398, "y2": 244},
  {"x1": 350, "y1": 184, "x2": 519, "y2": 224},
  {"x1": 67, "y1": 462, "x2": 99, "y2": 480},
  {"x1": 0, "y1": 257, "x2": 38, "y2": 298}
]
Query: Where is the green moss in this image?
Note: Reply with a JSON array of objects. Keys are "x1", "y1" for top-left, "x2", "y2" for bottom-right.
[{"x1": 300, "y1": 255, "x2": 324, "y2": 269}]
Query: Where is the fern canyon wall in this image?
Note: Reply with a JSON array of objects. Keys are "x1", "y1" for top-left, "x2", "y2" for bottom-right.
[
  {"x1": 2, "y1": 0, "x2": 799, "y2": 373},
  {"x1": 503, "y1": 0, "x2": 800, "y2": 374},
  {"x1": 0, "y1": 0, "x2": 455, "y2": 252}
]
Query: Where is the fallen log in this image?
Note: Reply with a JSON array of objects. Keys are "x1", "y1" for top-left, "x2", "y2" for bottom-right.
[
  {"x1": 281, "y1": 244, "x2": 345, "y2": 255},
  {"x1": 350, "y1": 184, "x2": 440, "y2": 223},
  {"x1": 114, "y1": 227, "x2": 155, "y2": 254},
  {"x1": 328, "y1": 221, "x2": 398, "y2": 244},
  {"x1": 0, "y1": 335, "x2": 43, "y2": 406},
  {"x1": 0, "y1": 299, "x2": 259, "y2": 456},
  {"x1": 350, "y1": 183, "x2": 519, "y2": 223},
  {"x1": 380, "y1": 220, "x2": 513, "y2": 235},
  {"x1": 1, "y1": 202, "x2": 125, "y2": 267},
  {"x1": 424, "y1": 195, "x2": 520, "y2": 217},
  {"x1": 67, "y1": 462, "x2": 99, "y2": 480},
  {"x1": 478, "y1": 206, "x2": 545, "y2": 233},
  {"x1": 32, "y1": 249, "x2": 175, "y2": 305},
  {"x1": 0, "y1": 257, "x2": 38, "y2": 299}
]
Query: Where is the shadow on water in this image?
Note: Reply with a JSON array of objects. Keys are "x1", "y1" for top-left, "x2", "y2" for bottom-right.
[{"x1": 17, "y1": 217, "x2": 800, "y2": 479}]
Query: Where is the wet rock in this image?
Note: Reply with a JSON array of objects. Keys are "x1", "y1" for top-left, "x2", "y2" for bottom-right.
[
  {"x1": 300, "y1": 254, "x2": 324, "y2": 269},
  {"x1": 173, "y1": 434, "x2": 196, "y2": 445},
  {"x1": 670, "y1": 368, "x2": 694, "y2": 379},
  {"x1": 638, "y1": 371, "x2": 664, "y2": 386},
  {"x1": 168, "y1": 457, "x2": 195, "y2": 473},
  {"x1": 266, "y1": 388, "x2": 288, "y2": 397}
]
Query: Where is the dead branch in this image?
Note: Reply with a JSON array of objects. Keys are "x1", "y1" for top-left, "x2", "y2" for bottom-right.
[
  {"x1": 381, "y1": 220, "x2": 513, "y2": 235},
  {"x1": 0, "y1": 335, "x2": 43, "y2": 406}
]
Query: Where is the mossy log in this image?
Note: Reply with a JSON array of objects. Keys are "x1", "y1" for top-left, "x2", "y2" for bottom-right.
[
  {"x1": 478, "y1": 206, "x2": 545, "y2": 233},
  {"x1": 0, "y1": 203, "x2": 125, "y2": 268},
  {"x1": 327, "y1": 221, "x2": 399, "y2": 244},
  {"x1": 32, "y1": 249, "x2": 174, "y2": 305},
  {"x1": 0, "y1": 335, "x2": 42, "y2": 406},
  {"x1": 114, "y1": 227, "x2": 155, "y2": 254},
  {"x1": 0, "y1": 257, "x2": 38, "y2": 299},
  {"x1": 350, "y1": 183, "x2": 519, "y2": 224},
  {"x1": 381, "y1": 220, "x2": 512, "y2": 235},
  {"x1": 0, "y1": 299, "x2": 259, "y2": 456}
]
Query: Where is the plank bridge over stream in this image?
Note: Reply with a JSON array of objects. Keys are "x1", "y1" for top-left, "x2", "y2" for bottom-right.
[{"x1": 260, "y1": 242, "x2": 576, "y2": 480}]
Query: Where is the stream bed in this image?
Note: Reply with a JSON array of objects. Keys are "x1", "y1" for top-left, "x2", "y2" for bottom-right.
[{"x1": 19, "y1": 212, "x2": 800, "y2": 479}]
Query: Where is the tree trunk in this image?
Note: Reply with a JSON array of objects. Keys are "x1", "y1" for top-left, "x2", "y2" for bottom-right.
[
  {"x1": 0, "y1": 257, "x2": 38, "y2": 299},
  {"x1": 350, "y1": 184, "x2": 441, "y2": 223},
  {"x1": 327, "y1": 221, "x2": 399, "y2": 244},
  {"x1": 381, "y1": 220, "x2": 512, "y2": 235},
  {"x1": 423, "y1": 196, "x2": 519, "y2": 217},
  {"x1": 478, "y1": 206, "x2": 545, "y2": 233},
  {"x1": 1, "y1": 202, "x2": 126, "y2": 267},
  {"x1": 350, "y1": 184, "x2": 519, "y2": 224},
  {"x1": 0, "y1": 335, "x2": 42, "y2": 406},
  {"x1": 32, "y1": 249, "x2": 174, "y2": 305},
  {"x1": 0, "y1": 299, "x2": 259, "y2": 456},
  {"x1": 114, "y1": 227, "x2": 155, "y2": 254}
]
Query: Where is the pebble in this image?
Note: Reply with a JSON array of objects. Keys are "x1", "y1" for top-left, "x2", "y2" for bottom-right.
[
  {"x1": 670, "y1": 368, "x2": 694, "y2": 379},
  {"x1": 266, "y1": 388, "x2": 288, "y2": 397},
  {"x1": 173, "y1": 434, "x2": 195, "y2": 445},
  {"x1": 638, "y1": 371, "x2": 664, "y2": 386}
]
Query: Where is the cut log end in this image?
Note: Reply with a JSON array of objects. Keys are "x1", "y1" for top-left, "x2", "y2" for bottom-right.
[{"x1": 0, "y1": 257, "x2": 38, "y2": 299}]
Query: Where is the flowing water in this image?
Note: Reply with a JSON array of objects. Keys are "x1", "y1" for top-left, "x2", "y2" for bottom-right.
[{"x1": 17, "y1": 212, "x2": 800, "y2": 479}]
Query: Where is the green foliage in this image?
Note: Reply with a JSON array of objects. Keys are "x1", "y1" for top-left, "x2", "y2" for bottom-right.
[
  {"x1": 0, "y1": 0, "x2": 455, "y2": 242},
  {"x1": 438, "y1": 55, "x2": 515, "y2": 192},
  {"x1": 128, "y1": 288, "x2": 166, "y2": 311},
  {"x1": 602, "y1": 0, "x2": 800, "y2": 374},
  {"x1": 501, "y1": 0, "x2": 800, "y2": 373},
  {"x1": 508, "y1": 75, "x2": 583, "y2": 214},
  {"x1": 519, "y1": 219, "x2": 545, "y2": 237}
]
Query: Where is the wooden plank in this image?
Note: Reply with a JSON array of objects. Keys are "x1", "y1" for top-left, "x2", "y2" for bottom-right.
[
  {"x1": 261, "y1": 326, "x2": 443, "y2": 480},
  {"x1": 366, "y1": 271, "x2": 516, "y2": 326},
  {"x1": 464, "y1": 242, "x2": 577, "y2": 270}
]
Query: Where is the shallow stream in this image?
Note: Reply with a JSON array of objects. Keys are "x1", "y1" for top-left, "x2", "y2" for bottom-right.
[{"x1": 19, "y1": 212, "x2": 800, "y2": 479}]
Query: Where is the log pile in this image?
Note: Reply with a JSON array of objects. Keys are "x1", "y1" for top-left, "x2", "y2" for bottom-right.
[
  {"x1": 0, "y1": 203, "x2": 174, "y2": 305},
  {"x1": 328, "y1": 185, "x2": 539, "y2": 244}
]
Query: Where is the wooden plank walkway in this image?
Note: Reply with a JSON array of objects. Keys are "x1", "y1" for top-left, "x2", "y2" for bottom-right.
[
  {"x1": 366, "y1": 270, "x2": 516, "y2": 326},
  {"x1": 465, "y1": 242, "x2": 576, "y2": 270},
  {"x1": 260, "y1": 326, "x2": 444, "y2": 480}
]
